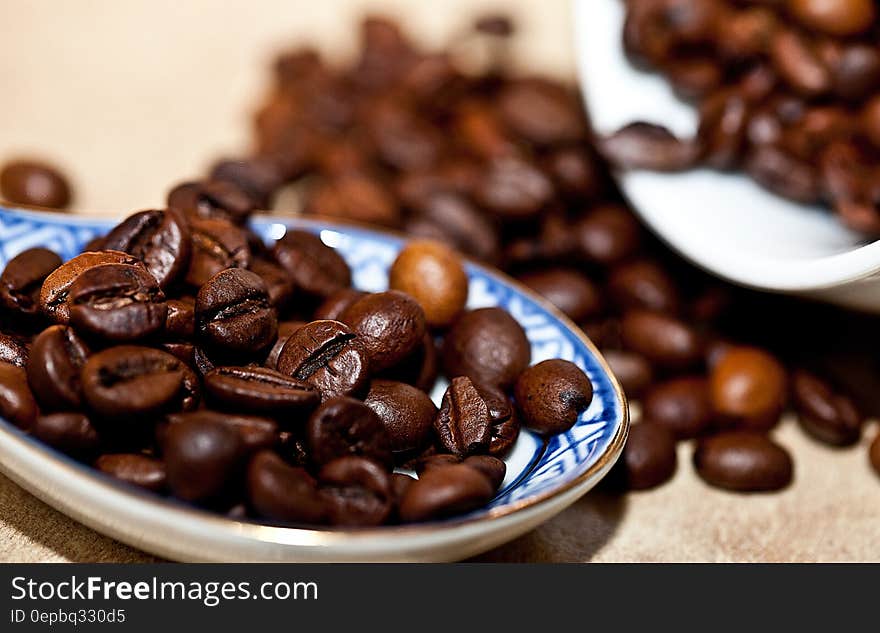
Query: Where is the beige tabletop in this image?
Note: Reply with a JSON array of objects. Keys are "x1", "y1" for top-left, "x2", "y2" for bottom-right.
[{"x1": 1, "y1": 0, "x2": 879, "y2": 563}]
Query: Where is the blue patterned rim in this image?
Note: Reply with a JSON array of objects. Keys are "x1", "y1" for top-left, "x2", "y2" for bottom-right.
[{"x1": 0, "y1": 205, "x2": 628, "y2": 531}]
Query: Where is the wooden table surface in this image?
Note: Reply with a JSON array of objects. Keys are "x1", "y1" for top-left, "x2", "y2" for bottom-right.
[{"x1": 2, "y1": 0, "x2": 879, "y2": 562}]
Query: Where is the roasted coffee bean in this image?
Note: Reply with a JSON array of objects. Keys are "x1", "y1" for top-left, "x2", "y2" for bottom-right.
[
  {"x1": 102, "y1": 209, "x2": 192, "y2": 289},
  {"x1": 616, "y1": 423, "x2": 677, "y2": 490},
  {"x1": 744, "y1": 144, "x2": 821, "y2": 203},
  {"x1": 277, "y1": 320, "x2": 369, "y2": 400},
  {"x1": 435, "y1": 376, "x2": 492, "y2": 456},
  {"x1": 608, "y1": 259, "x2": 680, "y2": 314},
  {"x1": 476, "y1": 156, "x2": 554, "y2": 220},
  {"x1": 0, "y1": 333, "x2": 28, "y2": 368},
  {"x1": 185, "y1": 218, "x2": 250, "y2": 287},
  {"x1": 248, "y1": 257, "x2": 295, "y2": 310},
  {"x1": 643, "y1": 376, "x2": 713, "y2": 439},
  {"x1": 598, "y1": 122, "x2": 699, "y2": 171},
  {"x1": 391, "y1": 472, "x2": 415, "y2": 505},
  {"x1": 620, "y1": 310, "x2": 704, "y2": 369},
  {"x1": 31, "y1": 412, "x2": 100, "y2": 458},
  {"x1": 165, "y1": 410, "x2": 278, "y2": 455},
  {"x1": 827, "y1": 43, "x2": 880, "y2": 102},
  {"x1": 472, "y1": 381, "x2": 520, "y2": 457},
  {"x1": 709, "y1": 346, "x2": 787, "y2": 430},
  {"x1": 272, "y1": 230, "x2": 351, "y2": 299},
  {"x1": 313, "y1": 289, "x2": 366, "y2": 321},
  {"x1": 195, "y1": 268, "x2": 277, "y2": 356},
  {"x1": 39, "y1": 250, "x2": 139, "y2": 324},
  {"x1": 68, "y1": 263, "x2": 167, "y2": 341},
  {"x1": 210, "y1": 157, "x2": 282, "y2": 209},
  {"x1": 164, "y1": 298, "x2": 195, "y2": 339},
  {"x1": 398, "y1": 463, "x2": 494, "y2": 522},
  {"x1": 340, "y1": 290, "x2": 426, "y2": 373},
  {"x1": 307, "y1": 396, "x2": 392, "y2": 467},
  {"x1": 788, "y1": 0, "x2": 875, "y2": 37},
  {"x1": 518, "y1": 268, "x2": 603, "y2": 322},
  {"x1": 318, "y1": 456, "x2": 393, "y2": 526},
  {"x1": 0, "y1": 363, "x2": 38, "y2": 429},
  {"x1": 462, "y1": 455, "x2": 506, "y2": 490},
  {"x1": 441, "y1": 307, "x2": 530, "y2": 388},
  {"x1": 791, "y1": 369, "x2": 863, "y2": 446},
  {"x1": 771, "y1": 29, "x2": 831, "y2": 97},
  {"x1": 378, "y1": 331, "x2": 438, "y2": 393},
  {"x1": 547, "y1": 147, "x2": 604, "y2": 198},
  {"x1": 167, "y1": 179, "x2": 256, "y2": 224},
  {"x1": 204, "y1": 366, "x2": 319, "y2": 413},
  {"x1": 304, "y1": 173, "x2": 400, "y2": 227},
  {"x1": 694, "y1": 431, "x2": 793, "y2": 492},
  {"x1": 163, "y1": 415, "x2": 243, "y2": 502},
  {"x1": 27, "y1": 325, "x2": 90, "y2": 410},
  {"x1": 602, "y1": 349, "x2": 653, "y2": 399},
  {"x1": 264, "y1": 320, "x2": 306, "y2": 371},
  {"x1": 389, "y1": 240, "x2": 468, "y2": 328},
  {"x1": 0, "y1": 247, "x2": 62, "y2": 317},
  {"x1": 413, "y1": 453, "x2": 461, "y2": 475},
  {"x1": 0, "y1": 159, "x2": 71, "y2": 209},
  {"x1": 160, "y1": 342, "x2": 195, "y2": 367},
  {"x1": 498, "y1": 78, "x2": 586, "y2": 147},
  {"x1": 574, "y1": 204, "x2": 641, "y2": 265},
  {"x1": 81, "y1": 346, "x2": 199, "y2": 420},
  {"x1": 247, "y1": 450, "x2": 327, "y2": 523},
  {"x1": 95, "y1": 454, "x2": 166, "y2": 492},
  {"x1": 364, "y1": 379, "x2": 436, "y2": 453},
  {"x1": 698, "y1": 88, "x2": 751, "y2": 168},
  {"x1": 515, "y1": 359, "x2": 593, "y2": 435},
  {"x1": 870, "y1": 433, "x2": 880, "y2": 477}
]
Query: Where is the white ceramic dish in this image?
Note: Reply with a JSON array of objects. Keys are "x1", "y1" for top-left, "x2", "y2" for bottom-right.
[
  {"x1": 573, "y1": 0, "x2": 880, "y2": 312},
  {"x1": 0, "y1": 207, "x2": 628, "y2": 562}
]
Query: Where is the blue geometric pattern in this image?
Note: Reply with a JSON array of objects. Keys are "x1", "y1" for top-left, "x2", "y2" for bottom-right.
[{"x1": 0, "y1": 206, "x2": 626, "y2": 521}]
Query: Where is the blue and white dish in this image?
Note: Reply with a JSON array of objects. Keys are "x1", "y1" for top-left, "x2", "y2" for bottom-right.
[{"x1": 0, "y1": 206, "x2": 628, "y2": 562}]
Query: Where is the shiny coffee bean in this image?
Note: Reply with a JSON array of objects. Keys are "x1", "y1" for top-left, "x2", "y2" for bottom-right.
[
  {"x1": 0, "y1": 333, "x2": 28, "y2": 368},
  {"x1": 441, "y1": 307, "x2": 530, "y2": 388},
  {"x1": 518, "y1": 268, "x2": 603, "y2": 322},
  {"x1": 574, "y1": 204, "x2": 641, "y2": 265},
  {"x1": 247, "y1": 450, "x2": 327, "y2": 523},
  {"x1": 364, "y1": 379, "x2": 436, "y2": 453},
  {"x1": 391, "y1": 472, "x2": 415, "y2": 506},
  {"x1": 474, "y1": 381, "x2": 520, "y2": 457},
  {"x1": 68, "y1": 263, "x2": 167, "y2": 341},
  {"x1": 209, "y1": 157, "x2": 282, "y2": 209},
  {"x1": 389, "y1": 240, "x2": 468, "y2": 328},
  {"x1": 32, "y1": 412, "x2": 100, "y2": 459},
  {"x1": 377, "y1": 331, "x2": 438, "y2": 393},
  {"x1": 313, "y1": 288, "x2": 366, "y2": 321},
  {"x1": 164, "y1": 298, "x2": 195, "y2": 339},
  {"x1": 0, "y1": 247, "x2": 62, "y2": 317},
  {"x1": 165, "y1": 410, "x2": 278, "y2": 455},
  {"x1": 277, "y1": 320, "x2": 369, "y2": 401},
  {"x1": 272, "y1": 230, "x2": 351, "y2": 299},
  {"x1": 264, "y1": 320, "x2": 305, "y2": 371},
  {"x1": 95, "y1": 454, "x2": 167, "y2": 492},
  {"x1": 617, "y1": 423, "x2": 677, "y2": 490},
  {"x1": 462, "y1": 455, "x2": 506, "y2": 490},
  {"x1": 602, "y1": 349, "x2": 653, "y2": 399},
  {"x1": 27, "y1": 325, "x2": 90, "y2": 410},
  {"x1": 398, "y1": 463, "x2": 494, "y2": 522},
  {"x1": 620, "y1": 310, "x2": 704, "y2": 370},
  {"x1": 608, "y1": 259, "x2": 680, "y2": 314},
  {"x1": 694, "y1": 431, "x2": 793, "y2": 492},
  {"x1": 709, "y1": 346, "x2": 787, "y2": 430},
  {"x1": 403, "y1": 191, "x2": 500, "y2": 264},
  {"x1": 185, "y1": 217, "x2": 250, "y2": 287},
  {"x1": 643, "y1": 376, "x2": 713, "y2": 439},
  {"x1": 435, "y1": 376, "x2": 492, "y2": 456},
  {"x1": 318, "y1": 456, "x2": 393, "y2": 526},
  {"x1": 413, "y1": 453, "x2": 462, "y2": 475},
  {"x1": 248, "y1": 257, "x2": 295, "y2": 310},
  {"x1": 791, "y1": 369, "x2": 863, "y2": 446},
  {"x1": 515, "y1": 359, "x2": 593, "y2": 434},
  {"x1": 168, "y1": 179, "x2": 256, "y2": 224},
  {"x1": 307, "y1": 397, "x2": 392, "y2": 467},
  {"x1": 163, "y1": 415, "x2": 243, "y2": 502},
  {"x1": 341, "y1": 290, "x2": 426, "y2": 373},
  {"x1": 0, "y1": 160, "x2": 71, "y2": 209},
  {"x1": 0, "y1": 363, "x2": 38, "y2": 429},
  {"x1": 204, "y1": 366, "x2": 319, "y2": 413},
  {"x1": 195, "y1": 268, "x2": 277, "y2": 356}
]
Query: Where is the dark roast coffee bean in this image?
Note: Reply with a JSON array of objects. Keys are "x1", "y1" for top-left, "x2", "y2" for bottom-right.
[
  {"x1": 248, "y1": 257, "x2": 295, "y2": 310},
  {"x1": 435, "y1": 376, "x2": 492, "y2": 456},
  {"x1": 165, "y1": 410, "x2": 278, "y2": 455},
  {"x1": 264, "y1": 320, "x2": 306, "y2": 370},
  {"x1": 247, "y1": 450, "x2": 328, "y2": 523},
  {"x1": 498, "y1": 78, "x2": 586, "y2": 147},
  {"x1": 318, "y1": 456, "x2": 393, "y2": 526},
  {"x1": 791, "y1": 369, "x2": 863, "y2": 446},
  {"x1": 160, "y1": 342, "x2": 195, "y2": 367},
  {"x1": 27, "y1": 325, "x2": 90, "y2": 410},
  {"x1": 163, "y1": 415, "x2": 243, "y2": 502},
  {"x1": 340, "y1": 290, "x2": 426, "y2": 373},
  {"x1": 547, "y1": 147, "x2": 604, "y2": 198},
  {"x1": 617, "y1": 423, "x2": 677, "y2": 490},
  {"x1": 0, "y1": 363, "x2": 38, "y2": 429},
  {"x1": 304, "y1": 173, "x2": 400, "y2": 227},
  {"x1": 391, "y1": 472, "x2": 415, "y2": 505},
  {"x1": 306, "y1": 397, "x2": 392, "y2": 467},
  {"x1": 602, "y1": 349, "x2": 653, "y2": 399},
  {"x1": 514, "y1": 359, "x2": 593, "y2": 434},
  {"x1": 272, "y1": 230, "x2": 351, "y2": 299},
  {"x1": 378, "y1": 331, "x2": 438, "y2": 393},
  {"x1": 0, "y1": 333, "x2": 28, "y2": 368},
  {"x1": 462, "y1": 455, "x2": 506, "y2": 490},
  {"x1": 102, "y1": 209, "x2": 192, "y2": 289},
  {"x1": 473, "y1": 381, "x2": 520, "y2": 457},
  {"x1": 574, "y1": 204, "x2": 641, "y2": 265},
  {"x1": 0, "y1": 247, "x2": 62, "y2": 317},
  {"x1": 518, "y1": 268, "x2": 603, "y2": 322},
  {"x1": 608, "y1": 259, "x2": 680, "y2": 314},
  {"x1": 81, "y1": 346, "x2": 199, "y2": 420},
  {"x1": 403, "y1": 191, "x2": 500, "y2": 264},
  {"x1": 204, "y1": 366, "x2": 319, "y2": 413},
  {"x1": 164, "y1": 298, "x2": 195, "y2": 339},
  {"x1": 389, "y1": 240, "x2": 469, "y2": 328},
  {"x1": 210, "y1": 157, "x2": 282, "y2": 209},
  {"x1": 598, "y1": 122, "x2": 699, "y2": 171},
  {"x1": 0, "y1": 160, "x2": 71, "y2": 209},
  {"x1": 39, "y1": 250, "x2": 139, "y2": 324},
  {"x1": 364, "y1": 379, "x2": 436, "y2": 453},
  {"x1": 68, "y1": 263, "x2": 167, "y2": 341},
  {"x1": 31, "y1": 412, "x2": 100, "y2": 458},
  {"x1": 277, "y1": 320, "x2": 369, "y2": 401},
  {"x1": 693, "y1": 431, "x2": 793, "y2": 492},
  {"x1": 398, "y1": 463, "x2": 494, "y2": 522},
  {"x1": 95, "y1": 453, "x2": 166, "y2": 492},
  {"x1": 476, "y1": 156, "x2": 554, "y2": 220},
  {"x1": 167, "y1": 179, "x2": 256, "y2": 224},
  {"x1": 195, "y1": 268, "x2": 277, "y2": 356},
  {"x1": 413, "y1": 453, "x2": 462, "y2": 475},
  {"x1": 185, "y1": 217, "x2": 250, "y2": 287},
  {"x1": 441, "y1": 307, "x2": 530, "y2": 388},
  {"x1": 620, "y1": 310, "x2": 704, "y2": 370},
  {"x1": 709, "y1": 346, "x2": 787, "y2": 430},
  {"x1": 313, "y1": 289, "x2": 366, "y2": 321},
  {"x1": 643, "y1": 376, "x2": 713, "y2": 439}
]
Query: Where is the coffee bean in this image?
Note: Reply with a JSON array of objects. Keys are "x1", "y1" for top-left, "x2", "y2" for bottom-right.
[
  {"x1": 264, "y1": 320, "x2": 305, "y2": 370},
  {"x1": 272, "y1": 230, "x2": 351, "y2": 299},
  {"x1": 276, "y1": 320, "x2": 370, "y2": 401},
  {"x1": 791, "y1": 369, "x2": 863, "y2": 446},
  {"x1": 210, "y1": 157, "x2": 282, "y2": 209},
  {"x1": 620, "y1": 310, "x2": 704, "y2": 370},
  {"x1": 313, "y1": 288, "x2": 366, "y2": 321},
  {"x1": 195, "y1": 268, "x2": 277, "y2": 357},
  {"x1": 391, "y1": 472, "x2": 415, "y2": 506},
  {"x1": 168, "y1": 179, "x2": 256, "y2": 224},
  {"x1": 95, "y1": 453, "x2": 167, "y2": 492},
  {"x1": 694, "y1": 431, "x2": 793, "y2": 492},
  {"x1": 204, "y1": 366, "x2": 319, "y2": 413},
  {"x1": 0, "y1": 363, "x2": 38, "y2": 429},
  {"x1": 744, "y1": 144, "x2": 821, "y2": 203},
  {"x1": 389, "y1": 240, "x2": 469, "y2": 328},
  {"x1": 27, "y1": 325, "x2": 90, "y2": 410},
  {"x1": 498, "y1": 78, "x2": 586, "y2": 147},
  {"x1": 247, "y1": 450, "x2": 327, "y2": 523},
  {"x1": 598, "y1": 122, "x2": 699, "y2": 171},
  {"x1": 164, "y1": 298, "x2": 195, "y2": 339},
  {"x1": 377, "y1": 331, "x2": 439, "y2": 393},
  {"x1": 617, "y1": 423, "x2": 677, "y2": 490},
  {"x1": 318, "y1": 456, "x2": 393, "y2": 526},
  {"x1": 364, "y1": 379, "x2": 436, "y2": 453},
  {"x1": 608, "y1": 259, "x2": 680, "y2": 314},
  {"x1": 185, "y1": 218, "x2": 251, "y2": 287},
  {"x1": 0, "y1": 333, "x2": 28, "y2": 368},
  {"x1": 163, "y1": 415, "x2": 243, "y2": 502},
  {"x1": 0, "y1": 160, "x2": 71, "y2": 209},
  {"x1": 547, "y1": 147, "x2": 604, "y2": 198},
  {"x1": 32, "y1": 412, "x2": 100, "y2": 459},
  {"x1": 788, "y1": 0, "x2": 875, "y2": 37},
  {"x1": 165, "y1": 410, "x2": 278, "y2": 455},
  {"x1": 0, "y1": 247, "x2": 62, "y2": 317},
  {"x1": 462, "y1": 455, "x2": 506, "y2": 490},
  {"x1": 518, "y1": 268, "x2": 603, "y2": 322},
  {"x1": 515, "y1": 359, "x2": 593, "y2": 434},
  {"x1": 473, "y1": 381, "x2": 520, "y2": 457},
  {"x1": 441, "y1": 307, "x2": 530, "y2": 388},
  {"x1": 435, "y1": 376, "x2": 492, "y2": 456},
  {"x1": 304, "y1": 173, "x2": 400, "y2": 227},
  {"x1": 341, "y1": 290, "x2": 426, "y2": 373},
  {"x1": 160, "y1": 342, "x2": 195, "y2": 367},
  {"x1": 413, "y1": 453, "x2": 461, "y2": 475},
  {"x1": 307, "y1": 396, "x2": 392, "y2": 467},
  {"x1": 68, "y1": 263, "x2": 167, "y2": 341},
  {"x1": 398, "y1": 463, "x2": 494, "y2": 522},
  {"x1": 709, "y1": 346, "x2": 787, "y2": 430},
  {"x1": 602, "y1": 349, "x2": 653, "y2": 399},
  {"x1": 248, "y1": 257, "x2": 295, "y2": 310},
  {"x1": 770, "y1": 29, "x2": 831, "y2": 97},
  {"x1": 643, "y1": 376, "x2": 713, "y2": 439},
  {"x1": 403, "y1": 191, "x2": 500, "y2": 264},
  {"x1": 476, "y1": 156, "x2": 554, "y2": 220},
  {"x1": 574, "y1": 204, "x2": 642, "y2": 265}
]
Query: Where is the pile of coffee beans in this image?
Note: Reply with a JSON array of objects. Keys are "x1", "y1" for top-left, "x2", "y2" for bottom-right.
[
  {"x1": 604, "y1": 0, "x2": 880, "y2": 234},
  {"x1": 0, "y1": 201, "x2": 596, "y2": 526}
]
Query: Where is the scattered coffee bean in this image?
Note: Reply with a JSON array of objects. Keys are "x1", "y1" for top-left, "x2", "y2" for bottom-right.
[
  {"x1": 601, "y1": 349, "x2": 653, "y2": 398},
  {"x1": 389, "y1": 240, "x2": 468, "y2": 328},
  {"x1": 694, "y1": 431, "x2": 793, "y2": 492},
  {"x1": 616, "y1": 423, "x2": 677, "y2": 490},
  {"x1": 514, "y1": 359, "x2": 593, "y2": 434},
  {"x1": 710, "y1": 346, "x2": 787, "y2": 430},
  {"x1": 791, "y1": 369, "x2": 863, "y2": 446},
  {"x1": 518, "y1": 268, "x2": 603, "y2": 322},
  {"x1": 621, "y1": 310, "x2": 704, "y2": 370},
  {"x1": 95, "y1": 453, "x2": 167, "y2": 492},
  {"x1": 643, "y1": 376, "x2": 713, "y2": 439},
  {"x1": 0, "y1": 159, "x2": 71, "y2": 209}
]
